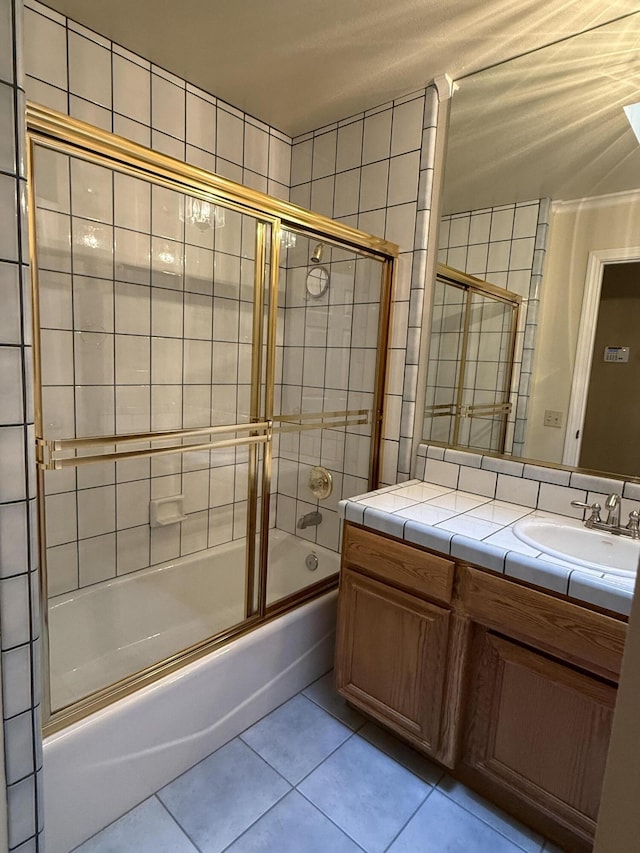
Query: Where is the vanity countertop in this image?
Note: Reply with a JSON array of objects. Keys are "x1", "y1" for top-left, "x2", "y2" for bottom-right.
[{"x1": 338, "y1": 480, "x2": 635, "y2": 617}]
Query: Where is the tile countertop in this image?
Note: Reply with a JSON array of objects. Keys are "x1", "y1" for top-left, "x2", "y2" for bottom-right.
[{"x1": 338, "y1": 480, "x2": 635, "y2": 617}]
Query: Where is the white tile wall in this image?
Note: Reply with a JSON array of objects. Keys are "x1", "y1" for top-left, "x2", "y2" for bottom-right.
[
  {"x1": 19, "y1": 1, "x2": 300, "y2": 610},
  {"x1": 291, "y1": 87, "x2": 443, "y2": 483},
  {"x1": 1, "y1": 0, "x2": 44, "y2": 849}
]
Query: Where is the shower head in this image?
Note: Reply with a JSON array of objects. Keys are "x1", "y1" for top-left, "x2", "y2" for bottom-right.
[{"x1": 310, "y1": 243, "x2": 323, "y2": 264}]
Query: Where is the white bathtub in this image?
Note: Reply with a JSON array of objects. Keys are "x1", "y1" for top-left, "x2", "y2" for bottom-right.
[
  {"x1": 44, "y1": 531, "x2": 339, "y2": 853},
  {"x1": 49, "y1": 529, "x2": 338, "y2": 709}
]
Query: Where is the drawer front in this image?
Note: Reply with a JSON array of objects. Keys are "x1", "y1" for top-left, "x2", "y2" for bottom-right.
[
  {"x1": 456, "y1": 565, "x2": 626, "y2": 680},
  {"x1": 342, "y1": 523, "x2": 454, "y2": 604}
]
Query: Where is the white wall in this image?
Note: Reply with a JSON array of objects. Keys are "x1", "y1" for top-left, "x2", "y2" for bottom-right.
[{"x1": 526, "y1": 191, "x2": 640, "y2": 462}]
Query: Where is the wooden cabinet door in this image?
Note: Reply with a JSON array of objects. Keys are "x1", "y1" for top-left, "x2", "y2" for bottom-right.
[
  {"x1": 335, "y1": 567, "x2": 450, "y2": 754},
  {"x1": 463, "y1": 631, "x2": 616, "y2": 843}
]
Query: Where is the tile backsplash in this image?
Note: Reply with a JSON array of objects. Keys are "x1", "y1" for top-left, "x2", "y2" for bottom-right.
[{"x1": 416, "y1": 443, "x2": 640, "y2": 520}]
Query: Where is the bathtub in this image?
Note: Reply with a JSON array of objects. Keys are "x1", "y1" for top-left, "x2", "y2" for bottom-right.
[
  {"x1": 44, "y1": 531, "x2": 339, "y2": 853},
  {"x1": 48, "y1": 528, "x2": 338, "y2": 709}
]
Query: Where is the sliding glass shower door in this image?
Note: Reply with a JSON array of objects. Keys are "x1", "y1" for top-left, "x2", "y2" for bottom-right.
[
  {"x1": 28, "y1": 105, "x2": 396, "y2": 731},
  {"x1": 30, "y1": 136, "x2": 277, "y2": 719}
]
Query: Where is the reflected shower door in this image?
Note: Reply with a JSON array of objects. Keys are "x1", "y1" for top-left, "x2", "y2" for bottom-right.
[
  {"x1": 423, "y1": 268, "x2": 518, "y2": 453},
  {"x1": 423, "y1": 277, "x2": 466, "y2": 444},
  {"x1": 30, "y1": 139, "x2": 275, "y2": 716}
]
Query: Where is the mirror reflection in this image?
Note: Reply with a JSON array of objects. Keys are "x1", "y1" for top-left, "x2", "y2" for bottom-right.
[{"x1": 428, "y1": 12, "x2": 640, "y2": 479}]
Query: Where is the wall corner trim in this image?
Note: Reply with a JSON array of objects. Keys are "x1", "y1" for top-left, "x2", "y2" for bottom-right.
[{"x1": 433, "y1": 74, "x2": 457, "y2": 101}]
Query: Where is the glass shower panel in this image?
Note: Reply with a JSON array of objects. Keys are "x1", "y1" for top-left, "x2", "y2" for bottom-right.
[
  {"x1": 43, "y1": 441, "x2": 263, "y2": 712},
  {"x1": 31, "y1": 141, "x2": 271, "y2": 713},
  {"x1": 267, "y1": 232, "x2": 386, "y2": 607}
]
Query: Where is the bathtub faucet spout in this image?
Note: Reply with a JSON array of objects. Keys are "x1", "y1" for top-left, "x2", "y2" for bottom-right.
[{"x1": 297, "y1": 511, "x2": 322, "y2": 529}]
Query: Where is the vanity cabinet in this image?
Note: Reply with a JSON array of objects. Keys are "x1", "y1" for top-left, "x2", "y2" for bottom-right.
[
  {"x1": 335, "y1": 524, "x2": 454, "y2": 755},
  {"x1": 461, "y1": 630, "x2": 616, "y2": 848},
  {"x1": 336, "y1": 569, "x2": 449, "y2": 752},
  {"x1": 335, "y1": 522, "x2": 627, "y2": 853}
]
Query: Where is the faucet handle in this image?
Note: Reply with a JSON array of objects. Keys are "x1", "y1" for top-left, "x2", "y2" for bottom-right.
[
  {"x1": 571, "y1": 500, "x2": 602, "y2": 525},
  {"x1": 626, "y1": 510, "x2": 640, "y2": 540}
]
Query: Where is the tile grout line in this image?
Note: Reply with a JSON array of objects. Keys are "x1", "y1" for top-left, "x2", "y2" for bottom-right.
[
  {"x1": 293, "y1": 785, "x2": 369, "y2": 853},
  {"x1": 154, "y1": 791, "x2": 206, "y2": 853},
  {"x1": 238, "y1": 700, "x2": 355, "y2": 790},
  {"x1": 381, "y1": 784, "x2": 436, "y2": 852},
  {"x1": 433, "y1": 778, "x2": 543, "y2": 853}
]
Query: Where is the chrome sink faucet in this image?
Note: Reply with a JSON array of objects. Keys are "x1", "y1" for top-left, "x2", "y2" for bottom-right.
[
  {"x1": 604, "y1": 493, "x2": 621, "y2": 527},
  {"x1": 571, "y1": 493, "x2": 640, "y2": 539}
]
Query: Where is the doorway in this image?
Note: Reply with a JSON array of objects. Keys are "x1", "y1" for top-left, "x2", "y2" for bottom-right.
[
  {"x1": 578, "y1": 261, "x2": 640, "y2": 476},
  {"x1": 564, "y1": 249, "x2": 640, "y2": 474}
]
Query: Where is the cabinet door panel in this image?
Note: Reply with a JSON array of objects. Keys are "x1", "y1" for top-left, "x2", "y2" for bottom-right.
[
  {"x1": 336, "y1": 568, "x2": 449, "y2": 753},
  {"x1": 464, "y1": 631, "x2": 616, "y2": 835}
]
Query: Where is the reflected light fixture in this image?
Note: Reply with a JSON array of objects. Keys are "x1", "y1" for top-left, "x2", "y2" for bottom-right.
[
  {"x1": 158, "y1": 247, "x2": 176, "y2": 265},
  {"x1": 81, "y1": 226, "x2": 101, "y2": 250},
  {"x1": 624, "y1": 102, "x2": 640, "y2": 144},
  {"x1": 280, "y1": 230, "x2": 297, "y2": 249},
  {"x1": 184, "y1": 197, "x2": 225, "y2": 230}
]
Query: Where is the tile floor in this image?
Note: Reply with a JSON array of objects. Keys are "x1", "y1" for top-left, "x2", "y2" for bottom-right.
[{"x1": 74, "y1": 671, "x2": 564, "y2": 853}]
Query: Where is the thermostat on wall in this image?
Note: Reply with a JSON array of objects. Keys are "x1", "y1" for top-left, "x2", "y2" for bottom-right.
[{"x1": 603, "y1": 346, "x2": 630, "y2": 363}]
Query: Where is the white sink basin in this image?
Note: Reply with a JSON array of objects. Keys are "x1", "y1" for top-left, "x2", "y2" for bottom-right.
[{"x1": 512, "y1": 517, "x2": 640, "y2": 576}]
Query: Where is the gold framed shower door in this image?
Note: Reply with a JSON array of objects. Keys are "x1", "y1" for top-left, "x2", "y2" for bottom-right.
[{"x1": 26, "y1": 104, "x2": 398, "y2": 734}]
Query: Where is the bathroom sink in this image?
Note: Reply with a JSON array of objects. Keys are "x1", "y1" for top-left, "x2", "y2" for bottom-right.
[{"x1": 512, "y1": 517, "x2": 640, "y2": 576}]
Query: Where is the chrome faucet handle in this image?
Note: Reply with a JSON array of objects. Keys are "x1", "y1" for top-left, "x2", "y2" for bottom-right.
[
  {"x1": 571, "y1": 500, "x2": 602, "y2": 526},
  {"x1": 626, "y1": 510, "x2": 640, "y2": 540}
]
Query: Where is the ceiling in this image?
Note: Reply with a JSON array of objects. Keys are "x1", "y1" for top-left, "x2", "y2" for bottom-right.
[{"x1": 45, "y1": 0, "x2": 640, "y2": 137}]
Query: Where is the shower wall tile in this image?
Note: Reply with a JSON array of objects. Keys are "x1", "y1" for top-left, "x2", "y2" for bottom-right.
[
  {"x1": 24, "y1": 0, "x2": 293, "y2": 194},
  {"x1": 290, "y1": 86, "x2": 443, "y2": 486},
  {"x1": 0, "y1": 0, "x2": 43, "y2": 850}
]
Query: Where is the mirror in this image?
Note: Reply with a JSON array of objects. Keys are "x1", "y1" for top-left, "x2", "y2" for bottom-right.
[{"x1": 427, "y1": 12, "x2": 640, "y2": 479}]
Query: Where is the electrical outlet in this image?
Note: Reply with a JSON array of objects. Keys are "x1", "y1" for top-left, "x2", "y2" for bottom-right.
[{"x1": 543, "y1": 409, "x2": 563, "y2": 428}]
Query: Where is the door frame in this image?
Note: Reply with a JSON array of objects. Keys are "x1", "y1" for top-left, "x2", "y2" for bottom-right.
[{"x1": 563, "y1": 247, "x2": 640, "y2": 466}]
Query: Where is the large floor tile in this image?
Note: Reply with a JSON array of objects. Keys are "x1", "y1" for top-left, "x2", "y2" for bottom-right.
[
  {"x1": 225, "y1": 790, "x2": 362, "y2": 853},
  {"x1": 437, "y1": 775, "x2": 543, "y2": 852},
  {"x1": 388, "y1": 789, "x2": 525, "y2": 852},
  {"x1": 73, "y1": 796, "x2": 198, "y2": 853},
  {"x1": 358, "y1": 721, "x2": 444, "y2": 786},
  {"x1": 157, "y1": 738, "x2": 290, "y2": 853},
  {"x1": 298, "y1": 734, "x2": 430, "y2": 853},
  {"x1": 240, "y1": 693, "x2": 352, "y2": 784},
  {"x1": 302, "y1": 670, "x2": 366, "y2": 730}
]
